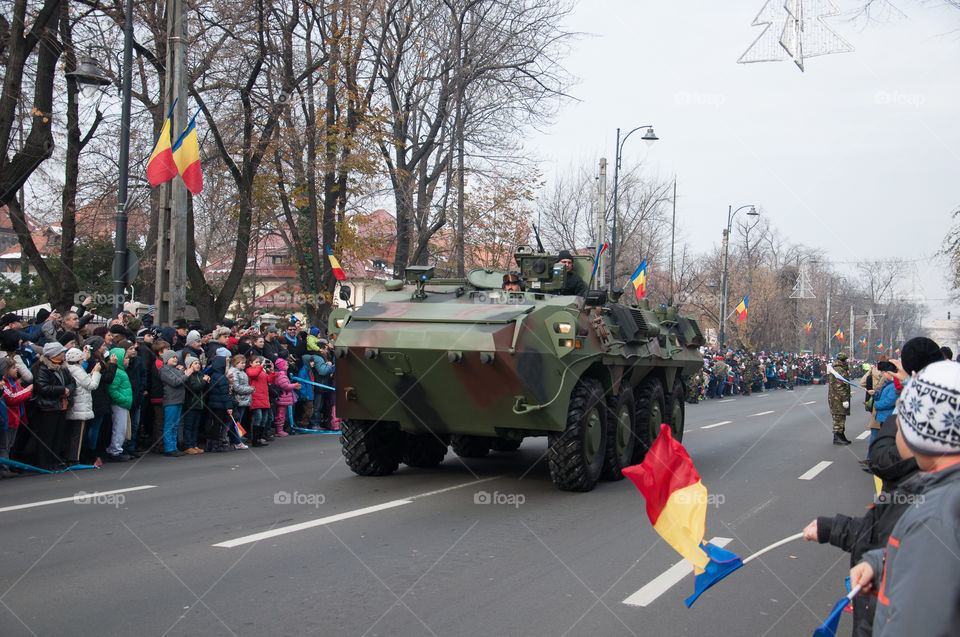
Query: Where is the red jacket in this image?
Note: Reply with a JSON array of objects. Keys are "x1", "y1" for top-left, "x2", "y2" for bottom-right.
[
  {"x1": 3, "y1": 377, "x2": 32, "y2": 428},
  {"x1": 246, "y1": 364, "x2": 275, "y2": 409}
]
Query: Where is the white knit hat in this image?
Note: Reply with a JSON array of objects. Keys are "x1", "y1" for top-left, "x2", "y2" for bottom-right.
[
  {"x1": 65, "y1": 347, "x2": 84, "y2": 363},
  {"x1": 897, "y1": 360, "x2": 960, "y2": 455}
]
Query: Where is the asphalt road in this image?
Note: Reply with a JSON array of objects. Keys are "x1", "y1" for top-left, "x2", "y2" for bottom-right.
[{"x1": 0, "y1": 385, "x2": 879, "y2": 637}]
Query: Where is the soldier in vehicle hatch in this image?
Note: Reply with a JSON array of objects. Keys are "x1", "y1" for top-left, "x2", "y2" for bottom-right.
[
  {"x1": 502, "y1": 272, "x2": 523, "y2": 292},
  {"x1": 556, "y1": 250, "x2": 587, "y2": 296}
]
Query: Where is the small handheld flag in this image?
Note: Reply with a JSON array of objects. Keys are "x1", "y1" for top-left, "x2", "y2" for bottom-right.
[
  {"x1": 146, "y1": 99, "x2": 178, "y2": 187},
  {"x1": 858, "y1": 335, "x2": 867, "y2": 346},
  {"x1": 623, "y1": 424, "x2": 743, "y2": 607},
  {"x1": 631, "y1": 259, "x2": 647, "y2": 300},
  {"x1": 813, "y1": 584, "x2": 862, "y2": 637},
  {"x1": 804, "y1": 319, "x2": 813, "y2": 335},
  {"x1": 327, "y1": 247, "x2": 346, "y2": 281},
  {"x1": 833, "y1": 328, "x2": 844, "y2": 342},
  {"x1": 735, "y1": 296, "x2": 748, "y2": 323},
  {"x1": 590, "y1": 243, "x2": 608, "y2": 279},
  {"x1": 875, "y1": 340, "x2": 883, "y2": 350},
  {"x1": 172, "y1": 106, "x2": 203, "y2": 194}
]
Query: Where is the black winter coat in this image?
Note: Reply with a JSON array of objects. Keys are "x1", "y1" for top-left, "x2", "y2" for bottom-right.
[
  {"x1": 205, "y1": 357, "x2": 232, "y2": 410},
  {"x1": 31, "y1": 356, "x2": 77, "y2": 411},
  {"x1": 91, "y1": 358, "x2": 116, "y2": 416}
]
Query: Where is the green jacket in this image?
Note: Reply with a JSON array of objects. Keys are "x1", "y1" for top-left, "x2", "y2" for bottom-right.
[{"x1": 107, "y1": 347, "x2": 133, "y2": 409}]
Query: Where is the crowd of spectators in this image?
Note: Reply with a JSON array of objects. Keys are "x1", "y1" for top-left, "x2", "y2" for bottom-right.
[{"x1": 0, "y1": 302, "x2": 338, "y2": 473}]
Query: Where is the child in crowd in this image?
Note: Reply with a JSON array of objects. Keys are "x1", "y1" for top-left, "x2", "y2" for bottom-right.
[
  {"x1": 159, "y1": 352, "x2": 191, "y2": 457},
  {"x1": 64, "y1": 347, "x2": 101, "y2": 466},
  {"x1": 228, "y1": 355, "x2": 254, "y2": 446},
  {"x1": 271, "y1": 357, "x2": 300, "y2": 437},
  {"x1": 245, "y1": 356, "x2": 274, "y2": 447},
  {"x1": 182, "y1": 356, "x2": 209, "y2": 454},
  {"x1": 1, "y1": 357, "x2": 31, "y2": 463}
]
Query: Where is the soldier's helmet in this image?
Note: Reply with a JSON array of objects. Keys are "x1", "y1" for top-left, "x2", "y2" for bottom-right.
[
  {"x1": 836, "y1": 351, "x2": 848, "y2": 361},
  {"x1": 502, "y1": 272, "x2": 522, "y2": 288}
]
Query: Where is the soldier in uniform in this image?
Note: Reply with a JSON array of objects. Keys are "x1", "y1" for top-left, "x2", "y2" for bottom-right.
[
  {"x1": 828, "y1": 351, "x2": 852, "y2": 445},
  {"x1": 687, "y1": 369, "x2": 703, "y2": 403},
  {"x1": 785, "y1": 360, "x2": 796, "y2": 390},
  {"x1": 742, "y1": 355, "x2": 756, "y2": 396}
]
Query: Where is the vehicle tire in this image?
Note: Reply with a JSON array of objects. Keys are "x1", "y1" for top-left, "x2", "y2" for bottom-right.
[
  {"x1": 490, "y1": 438, "x2": 522, "y2": 452},
  {"x1": 666, "y1": 382, "x2": 685, "y2": 444},
  {"x1": 341, "y1": 419, "x2": 403, "y2": 476},
  {"x1": 601, "y1": 385, "x2": 636, "y2": 481},
  {"x1": 548, "y1": 377, "x2": 607, "y2": 492},
  {"x1": 451, "y1": 434, "x2": 491, "y2": 458},
  {"x1": 632, "y1": 377, "x2": 665, "y2": 463},
  {"x1": 402, "y1": 433, "x2": 448, "y2": 468}
]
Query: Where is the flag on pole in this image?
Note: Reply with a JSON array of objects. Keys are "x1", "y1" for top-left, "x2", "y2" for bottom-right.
[
  {"x1": 631, "y1": 259, "x2": 647, "y2": 300},
  {"x1": 735, "y1": 296, "x2": 748, "y2": 322},
  {"x1": 875, "y1": 340, "x2": 883, "y2": 350},
  {"x1": 858, "y1": 335, "x2": 867, "y2": 346},
  {"x1": 623, "y1": 424, "x2": 743, "y2": 607},
  {"x1": 146, "y1": 99, "x2": 178, "y2": 187},
  {"x1": 590, "y1": 243, "x2": 608, "y2": 279},
  {"x1": 804, "y1": 319, "x2": 813, "y2": 334},
  {"x1": 813, "y1": 585, "x2": 862, "y2": 637},
  {"x1": 833, "y1": 328, "x2": 844, "y2": 342},
  {"x1": 894, "y1": 348, "x2": 900, "y2": 356},
  {"x1": 327, "y1": 247, "x2": 346, "y2": 281},
  {"x1": 172, "y1": 107, "x2": 203, "y2": 194}
]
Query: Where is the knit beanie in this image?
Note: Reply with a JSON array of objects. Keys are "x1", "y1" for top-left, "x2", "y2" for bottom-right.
[
  {"x1": 897, "y1": 360, "x2": 960, "y2": 455},
  {"x1": 215, "y1": 347, "x2": 231, "y2": 359},
  {"x1": 83, "y1": 336, "x2": 105, "y2": 354},
  {"x1": 900, "y1": 336, "x2": 943, "y2": 375},
  {"x1": 309, "y1": 326, "x2": 320, "y2": 337},
  {"x1": 0, "y1": 357, "x2": 14, "y2": 375},
  {"x1": 184, "y1": 355, "x2": 199, "y2": 368},
  {"x1": 66, "y1": 347, "x2": 84, "y2": 363},
  {"x1": 43, "y1": 342, "x2": 66, "y2": 358},
  {"x1": 35, "y1": 308, "x2": 50, "y2": 324},
  {"x1": 557, "y1": 250, "x2": 573, "y2": 261},
  {"x1": 0, "y1": 330, "x2": 21, "y2": 352},
  {"x1": 59, "y1": 331, "x2": 79, "y2": 346},
  {"x1": 185, "y1": 330, "x2": 201, "y2": 346}
]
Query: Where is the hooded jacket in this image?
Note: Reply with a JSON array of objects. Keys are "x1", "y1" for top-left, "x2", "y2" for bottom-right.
[
  {"x1": 31, "y1": 355, "x2": 76, "y2": 411},
  {"x1": 205, "y1": 357, "x2": 232, "y2": 410},
  {"x1": 184, "y1": 369, "x2": 207, "y2": 411},
  {"x1": 107, "y1": 347, "x2": 133, "y2": 409},
  {"x1": 89, "y1": 353, "x2": 117, "y2": 416},
  {"x1": 246, "y1": 363, "x2": 275, "y2": 409},
  {"x1": 66, "y1": 362, "x2": 101, "y2": 421},
  {"x1": 229, "y1": 364, "x2": 255, "y2": 408},
  {"x1": 159, "y1": 364, "x2": 188, "y2": 406},
  {"x1": 3, "y1": 377, "x2": 32, "y2": 427},
  {"x1": 272, "y1": 358, "x2": 299, "y2": 406},
  {"x1": 860, "y1": 462, "x2": 960, "y2": 636}
]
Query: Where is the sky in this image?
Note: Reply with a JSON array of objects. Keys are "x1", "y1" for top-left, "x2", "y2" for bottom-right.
[{"x1": 526, "y1": 0, "x2": 960, "y2": 324}]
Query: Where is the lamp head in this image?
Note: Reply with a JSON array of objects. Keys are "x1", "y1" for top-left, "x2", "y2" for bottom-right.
[
  {"x1": 641, "y1": 127, "x2": 658, "y2": 144},
  {"x1": 746, "y1": 206, "x2": 759, "y2": 216},
  {"x1": 66, "y1": 54, "x2": 111, "y2": 99}
]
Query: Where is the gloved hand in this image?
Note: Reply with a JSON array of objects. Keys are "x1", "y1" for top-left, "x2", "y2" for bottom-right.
[{"x1": 842, "y1": 401, "x2": 849, "y2": 409}]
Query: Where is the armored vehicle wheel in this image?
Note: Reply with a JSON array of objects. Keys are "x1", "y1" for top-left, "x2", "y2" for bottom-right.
[
  {"x1": 601, "y1": 385, "x2": 636, "y2": 481},
  {"x1": 491, "y1": 438, "x2": 522, "y2": 452},
  {"x1": 402, "y1": 434, "x2": 448, "y2": 468},
  {"x1": 548, "y1": 377, "x2": 607, "y2": 492},
  {"x1": 667, "y1": 382, "x2": 685, "y2": 443},
  {"x1": 341, "y1": 419, "x2": 403, "y2": 476},
  {"x1": 633, "y1": 378, "x2": 665, "y2": 462},
  {"x1": 451, "y1": 434, "x2": 491, "y2": 458}
]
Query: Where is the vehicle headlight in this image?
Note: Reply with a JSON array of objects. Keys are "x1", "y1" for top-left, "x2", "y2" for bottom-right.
[{"x1": 554, "y1": 322, "x2": 572, "y2": 334}]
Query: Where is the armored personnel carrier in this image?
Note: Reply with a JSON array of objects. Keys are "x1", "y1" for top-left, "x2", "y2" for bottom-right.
[{"x1": 328, "y1": 246, "x2": 705, "y2": 491}]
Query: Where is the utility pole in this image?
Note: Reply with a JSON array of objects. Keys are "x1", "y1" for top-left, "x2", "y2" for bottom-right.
[
  {"x1": 669, "y1": 178, "x2": 676, "y2": 305},
  {"x1": 155, "y1": 0, "x2": 188, "y2": 324},
  {"x1": 850, "y1": 305, "x2": 855, "y2": 360},
  {"x1": 825, "y1": 278, "x2": 832, "y2": 358}
]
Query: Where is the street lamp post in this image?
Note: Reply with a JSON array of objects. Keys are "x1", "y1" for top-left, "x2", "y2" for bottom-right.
[
  {"x1": 719, "y1": 204, "x2": 758, "y2": 350},
  {"x1": 609, "y1": 125, "x2": 658, "y2": 292}
]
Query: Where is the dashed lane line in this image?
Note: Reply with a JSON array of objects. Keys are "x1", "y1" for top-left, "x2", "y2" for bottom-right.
[
  {"x1": 717, "y1": 399, "x2": 736, "y2": 403},
  {"x1": 0, "y1": 485, "x2": 157, "y2": 514},
  {"x1": 701, "y1": 421, "x2": 732, "y2": 430},
  {"x1": 750, "y1": 410, "x2": 775, "y2": 416},
  {"x1": 856, "y1": 431, "x2": 871, "y2": 440},
  {"x1": 622, "y1": 537, "x2": 732, "y2": 607},
  {"x1": 798, "y1": 461, "x2": 833, "y2": 481},
  {"x1": 213, "y1": 477, "x2": 499, "y2": 548},
  {"x1": 802, "y1": 401, "x2": 816, "y2": 405}
]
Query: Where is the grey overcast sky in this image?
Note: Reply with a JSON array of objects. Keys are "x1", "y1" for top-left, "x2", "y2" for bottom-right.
[{"x1": 527, "y1": 0, "x2": 959, "y2": 322}]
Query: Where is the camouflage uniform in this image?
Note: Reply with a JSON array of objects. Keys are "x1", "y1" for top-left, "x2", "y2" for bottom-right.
[
  {"x1": 785, "y1": 364, "x2": 796, "y2": 390},
  {"x1": 687, "y1": 370, "x2": 703, "y2": 403},
  {"x1": 827, "y1": 354, "x2": 851, "y2": 441},
  {"x1": 743, "y1": 357, "x2": 756, "y2": 395}
]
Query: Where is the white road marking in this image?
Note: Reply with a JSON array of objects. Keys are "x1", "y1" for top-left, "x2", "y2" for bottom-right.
[
  {"x1": 718, "y1": 399, "x2": 735, "y2": 403},
  {"x1": 0, "y1": 485, "x2": 157, "y2": 514},
  {"x1": 802, "y1": 401, "x2": 816, "y2": 405},
  {"x1": 751, "y1": 410, "x2": 775, "y2": 416},
  {"x1": 701, "y1": 421, "x2": 732, "y2": 430},
  {"x1": 799, "y1": 461, "x2": 833, "y2": 481},
  {"x1": 623, "y1": 537, "x2": 732, "y2": 607},
  {"x1": 856, "y1": 431, "x2": 871, "y2": 440},
  {"x1": 214, "y1": 477, "x2": 499, "y2": 548}
]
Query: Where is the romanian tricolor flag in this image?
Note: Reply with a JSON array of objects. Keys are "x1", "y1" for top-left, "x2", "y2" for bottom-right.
[
  {"x1": 859, "y1": 335, "x2": 867, "y2": 346},
  {"x1": 735, "y1": 296, "x2": 748, "y2": 323},
  {"x1": 623, "y1": 425, "x2": 743, "y2": 607},
  {"x1": 172, "y1": 108, "x2": 203, "y2": 194},
  {"x1": 590, "y1": 243, "x2": 608, "y2": 279},
  {"x1": 875, "y1": 340, "x2": 883, "y2": 350},
  {"x1": 327, "y1": 247, "x2": 346, "y2": 281},
  {"x1": 894, "y1": 348, "x2": 900, "y2": 356},
  {"x1": 146, "y1": 100, "x2": 178, "y2": 187},
  {"x1": 631, "y1": 259, "x2": 647, "y2": 300},
  {"x1": 804, "y1": 319, "x2": 813, "y2": 335},
  {"x1": 834, "y1": 328, "x2": 844, "y2": 342}
]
